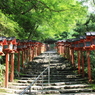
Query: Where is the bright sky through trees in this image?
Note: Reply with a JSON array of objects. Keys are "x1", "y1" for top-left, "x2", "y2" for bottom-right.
[{"x1": 78, "y1": 0, "x2": 95, "y2": 13}]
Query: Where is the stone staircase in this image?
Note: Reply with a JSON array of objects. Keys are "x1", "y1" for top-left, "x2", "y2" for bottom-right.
[{"x1": 1, "y1": 51, "x2": 95, "y2": 95}]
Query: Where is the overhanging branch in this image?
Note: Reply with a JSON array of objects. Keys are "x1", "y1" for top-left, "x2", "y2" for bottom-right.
[
  {"x1": 28, "y1": 25, "x2": 39, "y2": 39},
  {"x1": 21, "y1": 2, "x2": 38, "y2": 15},
  {"x1": 38, "y1": 1, "x2": 66, "y2": 12}
]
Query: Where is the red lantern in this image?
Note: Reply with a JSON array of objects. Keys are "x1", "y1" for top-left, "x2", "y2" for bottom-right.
[
  {"x1": 0, "y1": 37, "x2": 7, "y2": 55},
  {"x1": 3, "y1": 37, "x2": 15, "y2": 53}
]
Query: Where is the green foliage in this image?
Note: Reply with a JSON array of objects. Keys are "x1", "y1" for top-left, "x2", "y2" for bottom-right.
[
  {"x1": 0, "y1": 10, "x2": 22, "y2": 37},
  {"x1": 89, "y1": 84, "x2": 95, "y2": 90},
  {"x1": 0, "y1": 0, "x2": 87, "y2": 41},
  {"x1": 0, "y1": 64, "x2": 5, "y2": 86},
  {"x1": 90, "y1": 51, "x2": 95, "y2": 79},
  {"x1": 37, "y1": 0, "x2": 87, "y2": 38},
  {"x1": 0, "y1": 88, "x2": 7, "y2": 93},
  {"x1": 73, "y1": 14, "x2": 95, "y2": 38}
]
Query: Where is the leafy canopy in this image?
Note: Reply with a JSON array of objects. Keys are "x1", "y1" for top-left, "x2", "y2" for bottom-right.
[{"x1": 0, "y1": 0, "x2": 87, "y2": 40}]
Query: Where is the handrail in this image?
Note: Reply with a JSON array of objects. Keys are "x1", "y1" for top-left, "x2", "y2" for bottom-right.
[{"x1": 20, "y1": 66, "x2": 50, "y2": 95}]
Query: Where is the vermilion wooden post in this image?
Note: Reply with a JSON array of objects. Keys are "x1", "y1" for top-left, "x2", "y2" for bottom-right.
[
  {"x1": 29, "y1": 47, "x2": 31, "y2": 62},
  {"x1": 26, "y1": 50, "x2": 28, "y2": 62},
  {"x1": 35, "y1": 46, "x2": 37, "y2": 57},
  {"x1": 28, "y1": 49, "x2": 30, "y2": 62},
  {"x1": 58, "y1": 45, "x2": 60, "y2": 54},
  {"x1": 36, "y1": 45, "x2": 38, "y2": 56},
  {"x1": 59, "y1": 45, "x2": 61, "y2": 55},
  {"x1": 39, "y1": 45, "x2": 41, "y2": 55},
  {"x1": 22, "y1": 51, "x2": 24, "y2": 68},
  {"x1": 87, "y1": 50, "x2": 92, "y2": 83},
  {"x1": 32, "y1": 47, "x2": 34, "y2": 60},
  {"x1": 59, "y1": 44, "x2": 60, "y2": 54},
  {"x1": 5, "y1": 53, "x2": 9, "y2": 88},
  {"x1": 60, "y1": 44, "x2": 62, "y2": 55},
  {"x1": 37, "y1": 44, "x2": 40, "y2": 55},
  {"x1": 10, "y1": 53, "x2": 14, "y2": 82},
  {"x1": 69, "y1": 48, "x2": 72, "y2": 62},
  {"x1": 78, "y1": 51, "x2": 81, "y2": 74},
  {"x1": 30, "y1": 48, "x2": 32, "y2": 60},
  {"x1": 24, "y1": 50, "x2": 26, "y2": 64},
  {"x1": 67, "y1": 46, "x2": 69, "y2": 60},
  {"x1": 81, "y1": 50, "x2": 85, "y2": 77},
  {"x1": 37, "y1": 46, "x2": 38, "y2": 56},
  {"x1": 71, "y1": 49, "x2": 75, "y2": 67},
  {"x1": 65, "y1": 46, "x2": 67, "y2": 58},
  {"x1": 68, "y1": 47, "x2": 71, "y2": 61},
  {"x1": 64, "y1": 46, "x2": 66, "y2": 58},
  {"x1": 62, "y1": 45, "x2": 65, "y2": 57},
  {"x1": 17, "y1": 51, "x2": 20, "y2": 72}
]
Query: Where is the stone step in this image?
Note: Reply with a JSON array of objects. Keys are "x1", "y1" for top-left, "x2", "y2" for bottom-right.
[
  {"x1": 50, "y1": 76, "x2": 83, "y2": 79},
  {"x1": 3, "y1": 92, "x2": 95, "y2": 95},
  {"x1": 19, "y1": 77, "x2": 83, "y2": 80},
  {"x1": 9, "y1": 86, "x2": 28, "y2": 90},
  {"x1": 17, "y1": 78, "x2": 86, "y2": 83},
  {"x1": 8, "y1": 82, "x2": 29, "y2": 86},
  {"x1": 0, "y1": 88, "x2": 94, "y2": 95},
  {"x1": 20, "y1": 73, "x2": 79, "y2": 77},
  {"x1": 2, "y1": 51, "x2": 94, "y2": 95},
  {"x1": 19, "y1": 75, "x2": 81, "y2": 81},
  {"x1": 14, "y1": 88, "x2": 93, "y2": 94},
  {"x1": 20, "y1": 74, "x2": 80, "y2": 77},
  {"x1": 60, "y1": 88, "x2": 93, "y2": 93},
  {"x1": 43, "y1": 84, "x2": 90, "y2": 89},
  {"x1": 9, "y1": 81, "x2": 84, "y2": 86},
  {"x1": 49, "y1": 82, "x2": 85, "y2": 86},
  {"x1": 20, "y1": 73, "x2": 81, "y2": 77},
  {"x1": 8, "y1": 84, "x2": 90, "y2": 90},
  {"x1": 0, "y1": 94, "x2": 19, "y2": 95},
  {"x1": 49, "y1": 71, "x2": 77, "y2": 74}
]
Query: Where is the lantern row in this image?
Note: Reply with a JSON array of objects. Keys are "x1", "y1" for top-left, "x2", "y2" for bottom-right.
[
  {"x1": 56, "y1": 32, "x2": 95, "y2": 51},
  {"x1": 0, "y1": 36, "x2": 44, "y2": 55},
  {"x1": 56, "y1": 32, "x2": 95, "y2": 83}
]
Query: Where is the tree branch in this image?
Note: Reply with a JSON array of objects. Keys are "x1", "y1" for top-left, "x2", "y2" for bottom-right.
[
  {"x1": 28, "y1": 25, "x2": 39, "y2": 39},
  {"x1": 38, "y1": 1, "x2": 66, "y2": 12},
  {"x1": 21, "y1": 6, "x2": 34, "y2": 14},
  {"x1": 21, "y1": 2, "x2": 38, "y2": 15},
  {"x1": 21, "y1": 0, "x2": 66, "y2": 14}
]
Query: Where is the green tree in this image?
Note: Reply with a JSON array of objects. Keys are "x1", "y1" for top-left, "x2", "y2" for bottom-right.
[{"x1": 0, "y1": 0, "x2": 87, "y2": 40}]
